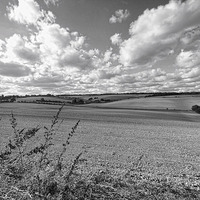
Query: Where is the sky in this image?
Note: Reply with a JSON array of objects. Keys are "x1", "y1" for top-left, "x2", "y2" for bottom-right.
[{"x1": 0, "y1": 0, "x2": 200, "y2": 95}]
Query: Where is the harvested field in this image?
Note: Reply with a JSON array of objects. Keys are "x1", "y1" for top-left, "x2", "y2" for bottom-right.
[
  {"x1": 1, "y1": 102, "x2": 200, "y2": 199},
  {"x1": 87, "y1": 95, "x2": 200, "y2": 111},
  {"x1": 1, "y1": 102, "x2": 200, "y2": 175}
]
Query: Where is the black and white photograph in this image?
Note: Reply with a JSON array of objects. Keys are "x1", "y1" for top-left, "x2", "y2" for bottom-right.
[{"x1": 1, "y1": 0, "x2": 200, "y2": 199}]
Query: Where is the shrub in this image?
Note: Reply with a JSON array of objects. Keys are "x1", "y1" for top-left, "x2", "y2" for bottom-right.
[
  {"x1": 192, "y1": 105, "x2": 200, "y2": 114},
  {"x1": 0, "y1": 106, "x2": 84, "y2": 199}
]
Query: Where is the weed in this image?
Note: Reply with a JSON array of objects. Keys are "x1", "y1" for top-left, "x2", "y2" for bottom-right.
[{"x1": 0, "y1": 106, "x2": 83, "y2": 199}]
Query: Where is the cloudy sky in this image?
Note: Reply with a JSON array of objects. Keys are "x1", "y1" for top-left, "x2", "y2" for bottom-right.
[{"x1": 0, "y1": 0, "x2": 200, "y2": 95}]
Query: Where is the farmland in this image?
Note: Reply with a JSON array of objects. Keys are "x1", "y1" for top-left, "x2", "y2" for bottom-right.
[
  {"x1": 1, "y1": 97, "x2": 200, "y2": 174},
  {"x1": 85, "y1": 95, "x2": 200, "y2": 111},
  {"x1": 1, "y1": 96, "x2": 200, "y2": 199}
]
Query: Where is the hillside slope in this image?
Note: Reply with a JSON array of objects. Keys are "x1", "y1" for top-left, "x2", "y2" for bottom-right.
[{"x1": 86, "y1": 96, "x2": 200, "y2": 110}]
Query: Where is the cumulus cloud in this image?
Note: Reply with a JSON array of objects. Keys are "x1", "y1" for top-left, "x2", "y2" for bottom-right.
[
  {"x1": 110, "y1": 33, "x2": 122, "y2": 45},
  {"x1": 0, "y1": 61, "x2": 31, "y2": 77},
  {"x1": 3, "y1": 0, "x2": 200, "y2": 94},
  {"x1": 70, "y1": 36, "x2": 86, "y2": 49},
  {"x1": 36, "y1": 23, "x2": 71, "y2": 54},
  {"x1": 1, "y1": 0, "x2": 97, "y2": 94},
  {"x1": 7, "y1": 0, "x2": 56, "y2": 26},
  {"x1": 103, "y1": 49, "x2": 113, "y2": 62},
  {"x1": 109, "y1": 9, "x2": 130, "y2": 23},
  {"x1": 0, "y1": 34, "x2": 40, "y2": 65},
  {"x1": 6, "y1": 34, "x2": 40, "y2": 63},
  {"x1": 116, "y1": 68, "x2": 166, "y2": 84},
  {"x1": 44, "y1": 0, "x2": 59, "y2": 6},
  {"x1": 59, "y1": 49, "x2": 92, "y2": 70},
  {"x1": 180, "y1": 26, "x2": 200, "y2": 45},
  {"x1": 180, "y1": 67, "x2": 200, "y2": 79},
  {"x1": 97, "y1": 64, "x2": 122, "y2": 80},
  {"x1": 176, "y1": 49, "x2": 200, "y2": 68},
  {"x1": 7, "y1": 0, "x2": 42, "y2": 25},
  {"x1": 33, "y1": 22, "x2": 91, "y2": 71},
  {"x1": 119, "y1": 0, "x2": 200, "y2": 66},
  {"x1": 5, "y1": 2, "x2": 91, "y2": 72}
]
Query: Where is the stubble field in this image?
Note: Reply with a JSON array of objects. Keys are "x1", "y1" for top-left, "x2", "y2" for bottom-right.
[{"x1": 1, "y1": 101, "x2": 200, "y2": 174}]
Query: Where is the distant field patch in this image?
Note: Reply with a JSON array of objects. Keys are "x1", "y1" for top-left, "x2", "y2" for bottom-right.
[
  {"x1": 16, "y1": 96, "x2": 71, "y2": 103},
  {"x1": 59, "y1": 94, "x2": 147, "y2": 101},
  {"x1": 94, "y1": 94, "x2": 147, "y2": 101},
  {"x1": 87, "y1": 95, "x2": 200, "y2": 110}
]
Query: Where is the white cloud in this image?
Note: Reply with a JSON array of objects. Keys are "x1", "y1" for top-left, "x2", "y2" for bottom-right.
[
  {"x1": 176, "y1": 49, "x2": 200, "y2": 68},
  {"x1": 7, "y1": 0, "x2": 42, "y2": 25},
  {"x1": 2, "y1": 34, "x2": 40, "y2": 64},
  {"x1": 109, "y1": 9, "x2": 130, "y2": 24},
  {"x1": 59, "y1": 48, "x2": 92, "y2": 70},
  {"x1": 180, "y1": 67, "x2": 200, "y2": 79},
  {"x1": 7, "y1": 0, "x2": 56, "y2": 26},
  {"x1": 0, "y1": 40, "x2": 5, "y2": 51},
  {"x1": 44, "y1": 0, "x2": 59, "y2": 6},
  {"x1": 116, "y1": 68, "x2": 166, "y2": 84},
  {"x1": 36, "y1": 23, "x2": 71, "y2": 54},
  {"x1": 110, "y1": 33, "x2": 122, "y2": 45},
  {"x1": 180, "y1": 26, "x2": 200, "y2": 45},
  {"x1": 40, "y1": 10, "x2": 56, "y2": 24},
  {"x1": 70, "y1": 36, "x2": 86, "y2": 49},
  {"x1": 103, "y1": 49, "x2": 112, "y2": 62},
  {"x1": 119, "y1": 0, "x2": 200, "y2": 67},
  {"x1": 1, "y1": 0, "x2": 95, "y2": 94},
  {"x1": 88, "y1": 49, "x2": 99, "y2": 56},
  {"x1": 1, "y1": 0, "x2": 100, "y2": 94},
  {"x1": 34, "y1": 22, "x2": 91, "y2": 71},
  {"x1": 3, "y1": 0, "x2": 200, "y2": 94}
]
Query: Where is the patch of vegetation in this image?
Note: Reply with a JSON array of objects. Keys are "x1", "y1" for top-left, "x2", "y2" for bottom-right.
[
  {"x1": 1, "y1": 106, "x2": 200, "y2": 199},
  {"x1": 192, "y1": 105, "x2": 200, "y2": 114}
]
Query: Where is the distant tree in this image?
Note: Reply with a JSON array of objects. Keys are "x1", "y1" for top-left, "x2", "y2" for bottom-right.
[
  {"x1": 72, "y1": 98, "x2": 84, "y2": 104},
  {"x1": 41, "y1": 98, "x2": 45, "y2": 102},
  {"x1": 78, "y1": 99, "x2": 84, "y2": 104},
  {"x1": 192, "y1": 105, "x2": 200, "y2": 114},
  {"x1": 72, "y1": 98, "x2": 76, "y2": 104},
  {"x1": 10, "y1": 97, "x2": 16, "y2": 102}
]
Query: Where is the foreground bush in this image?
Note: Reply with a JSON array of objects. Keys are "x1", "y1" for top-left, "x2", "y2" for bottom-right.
[
  {"x1": 0, "y1": 106, "x2": 83, "y2": 199},
  {"x1": 1, "y1": 106, "x2": 200, "y2": 199}
]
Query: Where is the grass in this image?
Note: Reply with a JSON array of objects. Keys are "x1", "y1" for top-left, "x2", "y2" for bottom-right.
[{"x1": 1, "y1": 106, "x2": 200, "y2": 199}]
